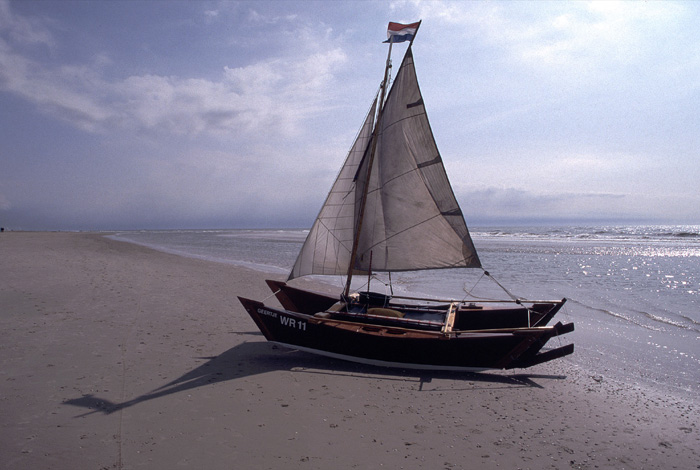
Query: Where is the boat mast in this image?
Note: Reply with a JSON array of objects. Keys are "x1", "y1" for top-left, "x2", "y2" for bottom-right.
[{"x1": 343, "y1": 21, "x2": 421, "y2": 299}]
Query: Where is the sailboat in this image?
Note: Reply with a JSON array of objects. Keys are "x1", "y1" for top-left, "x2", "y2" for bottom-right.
[{"x1": 238, "y1": 22, "x2": 574, "y2": 370}]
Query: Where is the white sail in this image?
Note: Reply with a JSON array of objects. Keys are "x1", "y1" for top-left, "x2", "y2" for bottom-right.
[
  {"x1": 290, "y1": 46, "x2": 480, "y2": 281},
  {"x1": 288, "y1": 98, "x2": 378, "y2": 279}
]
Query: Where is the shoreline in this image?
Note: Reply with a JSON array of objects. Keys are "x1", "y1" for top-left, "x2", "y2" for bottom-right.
[{"x1": 1, "y1": 232, "x2": 698, "y2": 469}]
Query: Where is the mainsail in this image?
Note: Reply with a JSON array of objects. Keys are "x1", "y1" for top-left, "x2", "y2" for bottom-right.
[{"x1": 289, "y1": 45, "x2": 480, "y2": 282}]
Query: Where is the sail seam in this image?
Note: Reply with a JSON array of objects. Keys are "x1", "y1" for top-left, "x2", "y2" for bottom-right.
[
  {"x1": 361, "y1": 213, "x2": 470, "y2": 269},
  {"x1": 381, "y1": 113, "x2": 426, "y2": 134},
  {"x1": 316, "y1": 217, "x2": 353, "y2": 275}
]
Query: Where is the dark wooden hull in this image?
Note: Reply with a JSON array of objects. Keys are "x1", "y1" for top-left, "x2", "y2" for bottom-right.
[{"x1": 238, "y1": 295, "x2": 574, "y2": 371}]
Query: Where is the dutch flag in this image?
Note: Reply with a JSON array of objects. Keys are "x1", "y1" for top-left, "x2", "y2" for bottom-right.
[{"x1": 384, "y1": 21, "x2": 421, "y2": 43}]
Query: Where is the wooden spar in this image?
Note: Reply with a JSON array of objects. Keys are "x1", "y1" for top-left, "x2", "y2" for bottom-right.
[
  {"x1": 408, "y1": 20, "x2": 421, "y2": 47},
  {"x1": 367, "y1": 250, "x2": 373, "y2": 293},
  {"x1": 343, "y1": 34, "x2": 395, "y2": 298},
  {"x1": 441, "y1": 302, "x2": 458, "y2": 333}
]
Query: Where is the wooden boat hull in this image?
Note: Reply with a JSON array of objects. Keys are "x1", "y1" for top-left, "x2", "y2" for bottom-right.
[{"x1": 238, "y1": 296, "x2": 574, "y2": 371}]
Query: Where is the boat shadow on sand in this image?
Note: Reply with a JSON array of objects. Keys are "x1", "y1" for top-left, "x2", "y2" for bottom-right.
[{"x1": 64, "y1": 337, "x2": 567, "y2": 416}]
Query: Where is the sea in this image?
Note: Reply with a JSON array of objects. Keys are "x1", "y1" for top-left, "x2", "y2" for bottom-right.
[{"x1": 109, "y1": 225, "x2": 700, "y2": 402}]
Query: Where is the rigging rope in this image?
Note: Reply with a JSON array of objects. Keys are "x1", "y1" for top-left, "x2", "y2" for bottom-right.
[
  {"x1": 262, "y1": 288, "x2": 281, "y2": 303},
  {"x1": 482, "y1": 270, "x2": 522, "y2": 303},
  {"x1": 461, "y1": 268, "x2": 527, "y2": 305},
  {"x1": 460, "y1": 271, "x2": 489, "y2": 301}
]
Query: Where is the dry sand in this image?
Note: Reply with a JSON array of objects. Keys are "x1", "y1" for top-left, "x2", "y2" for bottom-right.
[{"x1": 1, "y1": 231, "x2": 698, "y2": 470}]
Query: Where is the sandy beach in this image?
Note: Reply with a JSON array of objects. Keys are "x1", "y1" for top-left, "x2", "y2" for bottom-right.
[{"x1": 1, "y1": 232, "x2": 698, "y2": 469}]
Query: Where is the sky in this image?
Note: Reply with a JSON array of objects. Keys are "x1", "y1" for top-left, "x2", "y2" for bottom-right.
[{"x1": 1, "y1": 0, "x2": 699, "y2": 231}]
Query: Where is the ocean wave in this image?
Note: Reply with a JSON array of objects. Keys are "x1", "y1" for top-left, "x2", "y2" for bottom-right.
[
  {"x1": 564, "y1": 298, "x2": 698, "y2": 333},
  {"x1": 673, "y1": 232, "x2": 700, "y2": 238},
  {"x1": 640, "y1": 310, "x2": 700, "y2": 334}
]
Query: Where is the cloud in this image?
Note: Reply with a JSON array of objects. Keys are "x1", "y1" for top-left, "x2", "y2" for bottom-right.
[
  {"x1": 204, "y1": 9, "x2": 219, "y2": 19},
  {"x1": 0, "y1": 0, "x2": 54, "y2": 47},
  {"x1": 511, "y1": 2, "x2": 684, "y2": 68},
  {"x1": 246, "y1": 8, "x2": 299, "y2": 26},
  {"x1": 108, "y1": 47, "x2": 347, "y2": 138},
  {"x1": 1, "y1": 47, "x2": 347, "y2": 137},
  {"x1": 0, "y1": 2, "x2": 347, "y2": 138},
  {"x1": 458, "y1": 184, "x2": 700, "y2": 225},
  {"x1": 0, "y1": 45, "x2": 112, "y2": 131},
  {"x1": 401, "y1": 0, "x2": 691, "y2": 99},
  {"x1": 460, "y1": 187, "x2": 632, "y2": 223},
  {"x1": 406, "y1": 0, "x2": 684, "y2": 61}
]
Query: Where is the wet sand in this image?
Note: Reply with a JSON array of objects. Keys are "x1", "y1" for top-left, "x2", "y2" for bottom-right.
[{"x1": 1, "y1": 232, "x2": 698, "y2": 469}]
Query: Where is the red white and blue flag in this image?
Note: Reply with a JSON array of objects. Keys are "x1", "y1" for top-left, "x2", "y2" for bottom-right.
[{"x1": 384, "y1": 21, "x2": 420, "y2": 43}]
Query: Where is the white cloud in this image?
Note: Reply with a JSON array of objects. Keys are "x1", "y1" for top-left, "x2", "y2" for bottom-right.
[
  {"x1": 399, "y1": 0, "x2": 687, "y2": 84},
  {"x1": 516, "y1": 2, "x2": 685, "y2": 74},
  {"x1": 0, "y1": 0, "x2": 54, "y2": 47},
  {"x1": 0, "y1": 44, "x2": 114, "y2": 131},
  {"x1": 246, "y1": 8, "x2": 299, "y2": 26},
  {"x1": 459, "y1": 186, "x2": 652, "y2": 223},
  {"x1": 1, "y1": 42, "x2": 347, "y2": 137},
  {"x1": 0, "y1": 2, "x2": 347, "y2": 138}
]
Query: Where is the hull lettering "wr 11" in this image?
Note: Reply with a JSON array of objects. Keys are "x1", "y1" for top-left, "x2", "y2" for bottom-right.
[{"x1": 280, "y1": 315, "x2": 307, "y2": 331}]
